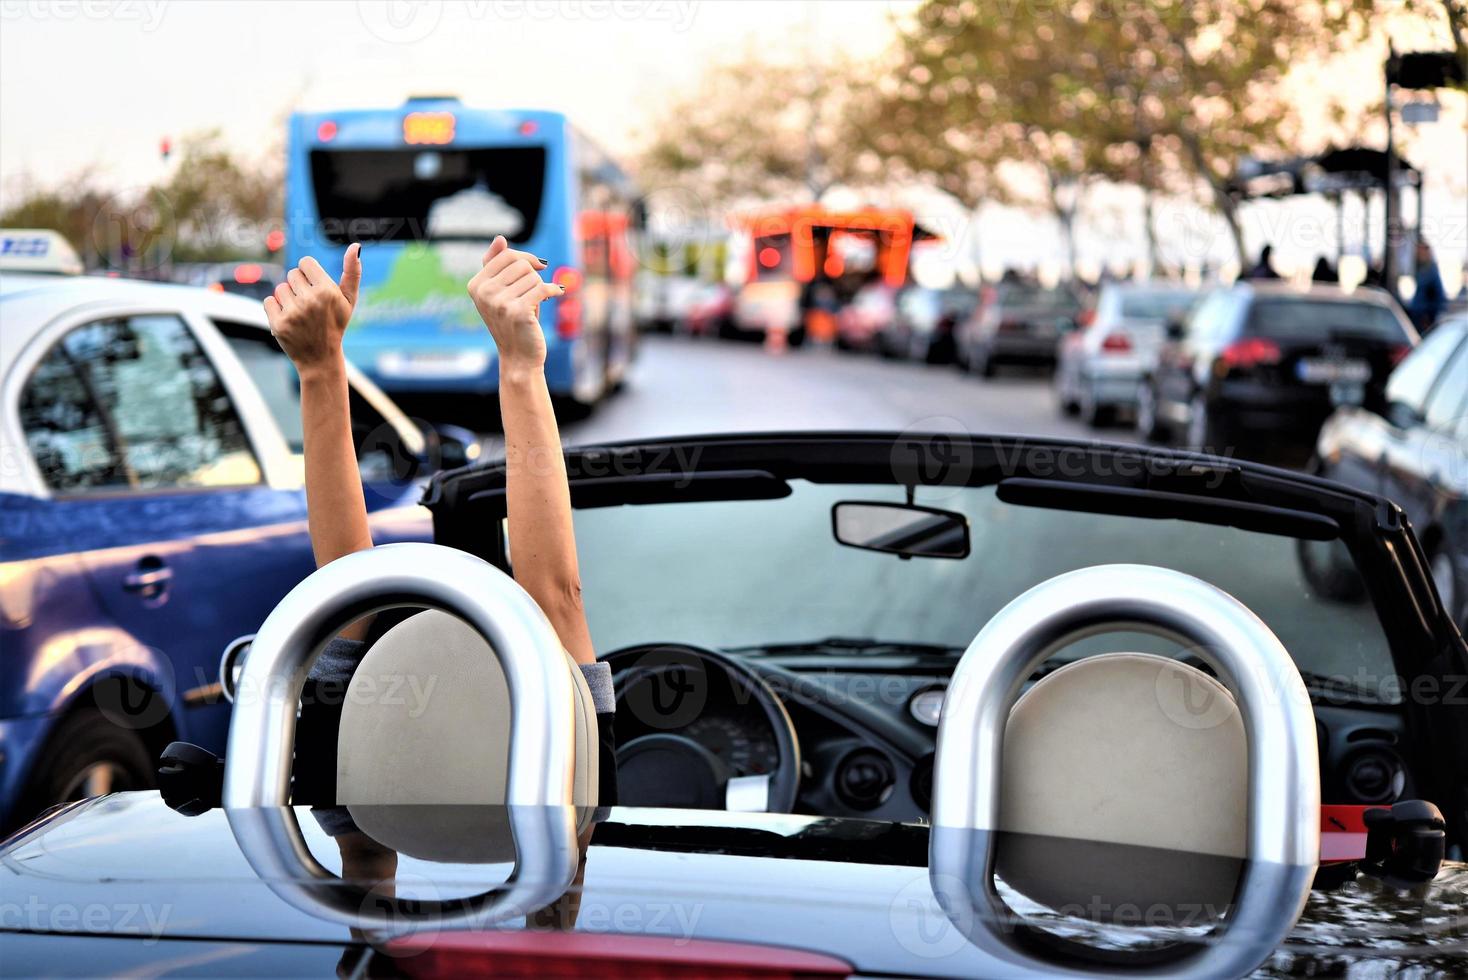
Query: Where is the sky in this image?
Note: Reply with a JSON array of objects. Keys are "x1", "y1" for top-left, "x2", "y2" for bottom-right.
[{"x1": 1, "y1": 0, "x2": 1463, "y2": 287}]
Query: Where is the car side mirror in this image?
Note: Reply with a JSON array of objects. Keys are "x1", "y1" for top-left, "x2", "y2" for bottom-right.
[
  {"x1": 832, "y1": 501, "x2": 970, "y2": 559},
  {"x1": 1385, "y1": 401, "x2": 1424, "y2": 430},
  {"x1": 219, "y1": 634, "x2": 253, "y2": 703},
  {"x1": 420, "y1": 423, "x2": 481, "y2": 472}
]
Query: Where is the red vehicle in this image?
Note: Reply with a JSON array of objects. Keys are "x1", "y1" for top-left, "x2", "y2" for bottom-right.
[{"x1": 727, "y1": 206, "x2": 934, "y2": 345}]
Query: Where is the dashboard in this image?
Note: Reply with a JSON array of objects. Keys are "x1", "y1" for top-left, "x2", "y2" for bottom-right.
[{"x1": 610, "y1": 648, "x2": 1416, "y2": 822}]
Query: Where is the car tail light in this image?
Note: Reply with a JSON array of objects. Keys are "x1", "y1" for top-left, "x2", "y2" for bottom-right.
[
  {"x1": 384, "y1": 932, "x2": 853, "y2": 979},
  {"x1": 553, "y1": 266, "x2": 582, "y2": 340},
  {"x1": 1077, "y1": 308, "x2": 1096, "y2": 328},
  {"x1": 1219, "y1": 337, "x2": 1282, "y2": 370},
  {"x1": 233, "y1": 263, "x2": 262, "y2": 285},
  {"x1": 1100, "y1": 331, "x2": 1132, "y2": 353},
  {"x1": 998, "y1": 319, "x2": 1025, "y2": 333},
  {"x1": 206, "y1": 282, "x2": 225, "y2": 293},
  {"x1": 1390, "y1": 344, "x2": 1412, "y2": 365}
]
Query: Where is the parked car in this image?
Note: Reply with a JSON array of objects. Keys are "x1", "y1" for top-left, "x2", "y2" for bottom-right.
[
  {"x1": 680, "y1": 281, "x2": 735, "y2": 338},
  {"x1": 1137, "y1": 283, "x2": 1417, "y2": 455},
  {"x1": 1056, "y1": 282, "x2": 1198, "y2": 427},
  {"x1": 835, "y1": 281, "x2": 897, "y2": 351},
  {"x1": 4, "y1": 432, "x2": 1465, "y2": 976},
  {"x1": 1308, "y1": 315, "x2": 1467, "y2": 629},
  {"x1": 177, "y1": 261, "x2": 285, "y2": 303},
  {"x1": 0, "y1": 271, "x2": 449, "y2": 832},
  {"x1": 881, "y1": 285, "x2": 978, "y2": 363},
  {"x1": 957, "y1": 280, "x2": 1085, "y2": 376}
]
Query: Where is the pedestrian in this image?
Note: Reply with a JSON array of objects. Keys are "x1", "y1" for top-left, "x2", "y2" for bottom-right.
[
  {"x1": 1407, "y1": 239, "x2": 1446, "y2": 333},
  {"x1": 263, "y1": 238, "x2": 618, "y2": 809},
  {"x1": 1245, "y1": 245, "x2": 1280, "y2": 280},
  {"x1": 1311, "y1": 257, "x2": 1338, "y2": 284}
]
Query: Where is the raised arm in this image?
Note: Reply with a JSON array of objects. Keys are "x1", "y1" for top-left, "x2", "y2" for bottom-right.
[
  {"x1": 263, "y1": 244, "x2": 372, "y2": 569},
  {"x1": 468, "y1": 236, "x2": 596, "y2": 665}
]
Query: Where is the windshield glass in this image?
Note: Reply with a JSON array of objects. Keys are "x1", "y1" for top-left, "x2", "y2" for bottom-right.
[
  {"x1": 309, "y1": 146, "x2": 546, "y2": 245},
  {"x1": 573, "y1": 481, "x2": 1398, "y2": 701},
  {"x1": 1120, "y1": 290, "x2": 1197, "y2": 320},
  {"x1": 1000, "y1": 285, "x2": 1080, "y2": 312},
  {"x1": 1247, "y1": 299, "x2": 1409, "y2": 343}
]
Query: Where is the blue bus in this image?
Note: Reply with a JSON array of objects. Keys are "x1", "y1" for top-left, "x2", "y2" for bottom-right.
[{"x1": 285, "y1": 98, "x2": 638, "y2": 409}]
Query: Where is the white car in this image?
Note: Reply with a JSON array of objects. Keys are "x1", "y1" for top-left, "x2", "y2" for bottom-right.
[{"x1": 1055, "y1": 282, "x2": 1199, "y2": 427}]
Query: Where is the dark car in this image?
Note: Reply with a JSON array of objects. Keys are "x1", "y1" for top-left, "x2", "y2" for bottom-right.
[
  {"x1": 881, "y1": 284, "x2": 978, "y2": 363},
  {"x1": 957, "y1": 281, "x2": 1085, "y2": 376},
  {"x1": 3, "y1": 433, "x2": 1465, "y2": 976},
  {"x1": 1310, "y1": 315, "x2": 1467, "y2": 629},
  {"x1": 1136, "y1": 283, "x2": 1417, "y2": 455}
]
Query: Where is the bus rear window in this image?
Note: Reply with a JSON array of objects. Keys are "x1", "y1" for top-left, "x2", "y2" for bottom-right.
[{"x1": 308, "y1": 147, "x2": 546, "y2": 245}]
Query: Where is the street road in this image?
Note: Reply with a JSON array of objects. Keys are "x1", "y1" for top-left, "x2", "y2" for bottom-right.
[{"x1": 561, "y1": 335, "x2": 1099, "y2": 449}]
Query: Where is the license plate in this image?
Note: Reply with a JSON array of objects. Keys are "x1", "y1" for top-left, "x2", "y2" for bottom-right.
[
  {"x1": 1330, "y1": 382, "x2": 1366, "y2": 406},
  {"x1": 377, "y1": 350, "x2": 491, "y2": 379},
  {"x1": 1297, "y1": 358, "x2": 1370, "y2": 384}
]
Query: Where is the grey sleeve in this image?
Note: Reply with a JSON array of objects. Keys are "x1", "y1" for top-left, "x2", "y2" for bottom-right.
[
  {"x1": 578, "y1": 661, "x2": 616, "y2": 714},
  {"x1": 308, "y1": 638, "x2": 366, "y2": 683}
]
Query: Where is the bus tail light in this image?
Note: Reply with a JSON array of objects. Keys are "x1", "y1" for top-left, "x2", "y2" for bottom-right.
[{"x1": 553, "y1": 266, "x2": 582, "y2": 340}]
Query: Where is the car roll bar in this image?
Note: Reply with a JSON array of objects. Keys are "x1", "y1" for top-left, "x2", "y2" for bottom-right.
[
  {"x1": 221, "y1": 542, "x2": 582, "y2": 932},
  {"x1": 929, "y1": 564, "x2": 1320, "y2": 978},
  {"x1": 221, "y1": 541, "x2": 577, "y2": 810},
  {"x1": 227, "y1": 804, "x2": 579, "y2": 934}
]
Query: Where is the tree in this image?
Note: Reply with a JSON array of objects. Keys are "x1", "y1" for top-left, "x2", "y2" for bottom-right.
[
  {"x1": 636, "y1": 51, "x2": 879, "y2": 209},
  {"x1": 888, "y1": 0, "x2": 1377, "y2": 268}
]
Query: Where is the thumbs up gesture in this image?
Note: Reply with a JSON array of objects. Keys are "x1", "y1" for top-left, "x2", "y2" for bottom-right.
[{"x1": 264, "y1": 243, "x2": 363, "y2": 377}]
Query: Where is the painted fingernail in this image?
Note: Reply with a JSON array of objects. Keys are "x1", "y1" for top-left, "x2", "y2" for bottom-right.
[
  {"x1": 558, "y1": 283, "x2": 567, "y2": 291},
  {"x1": 534, "y1": 256, "x2": 548, "y2": 265}
]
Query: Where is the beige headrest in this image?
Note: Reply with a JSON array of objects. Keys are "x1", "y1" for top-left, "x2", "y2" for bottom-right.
[
  {"x1": 996, "y1": 653, "x2": 1247, "y2": 921},
  {"x1": 335, "y1": 610, "x2": 598, "y2": 861}
]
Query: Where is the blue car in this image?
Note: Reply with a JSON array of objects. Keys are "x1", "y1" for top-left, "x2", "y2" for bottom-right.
[{"x1": 0, "y1": 266, "x2": 449, "y2": 830}]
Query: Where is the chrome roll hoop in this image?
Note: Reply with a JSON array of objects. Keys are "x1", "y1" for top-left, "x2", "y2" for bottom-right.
[
  {"x1": 929, "y1": 564, "x2": 1320, "y2": 978},
  {"x1": 221, "y1": 541, "x2": 577, "y2": 810}
]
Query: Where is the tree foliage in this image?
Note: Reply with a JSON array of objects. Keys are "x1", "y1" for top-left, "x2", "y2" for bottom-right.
[{"x1": 886, "y1": 0, "x2": 1380, "y2": 268}]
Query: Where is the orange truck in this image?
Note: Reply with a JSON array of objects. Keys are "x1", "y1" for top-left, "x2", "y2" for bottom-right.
[{"x1": 727, "y1": 206, "x2": 934, "y2": 346}]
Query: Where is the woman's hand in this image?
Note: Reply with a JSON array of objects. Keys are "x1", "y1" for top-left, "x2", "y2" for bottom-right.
[
  {"x1": 264, "y1": 243, "x2": 362, "y2": 378},
  {"x1": 468, "y1": 235, "x2": 561, "y2": 376}
]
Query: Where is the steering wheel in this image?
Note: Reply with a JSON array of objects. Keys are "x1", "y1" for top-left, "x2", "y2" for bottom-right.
[{"x1": 603, "y1": 643, "x2": 801, "y2": 813}]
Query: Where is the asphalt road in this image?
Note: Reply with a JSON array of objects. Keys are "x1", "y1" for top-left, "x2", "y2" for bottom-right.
[{"x1": 559, "y1": 334, "x2": 1100, "y2": 449}]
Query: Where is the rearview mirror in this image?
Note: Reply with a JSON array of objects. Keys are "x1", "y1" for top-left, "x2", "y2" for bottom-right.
[{"x1": 832, "y1": 502, "x2": 970, "y2": 559}]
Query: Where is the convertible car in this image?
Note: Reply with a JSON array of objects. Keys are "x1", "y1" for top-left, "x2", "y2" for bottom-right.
[{"x1": 2, "y1": 433, "x2": 1465, "y2": 977}]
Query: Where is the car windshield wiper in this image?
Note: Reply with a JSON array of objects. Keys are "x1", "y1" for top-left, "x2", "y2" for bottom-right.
[
  {"x1": 1294, "y1": 669, "x2": 1396, "y2": 706},
  {"x1": 732, "y1": 636, "x2": 966, "y2": 657}
]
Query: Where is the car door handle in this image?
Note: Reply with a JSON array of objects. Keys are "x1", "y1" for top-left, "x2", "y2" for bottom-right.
[{"x1": 122, "y1": 560, "x2": 172, "y2": 594}]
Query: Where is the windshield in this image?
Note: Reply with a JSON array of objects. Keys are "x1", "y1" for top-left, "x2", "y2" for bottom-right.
[
  {"x1": 573, "y1": 480, "x2": 1398, "y2": 701},
  {"x1": 308, "y1": 146, "x2": 546, "y2": 245},
  {"x1": 1000, "y1": 285, "x2": 1080, "y2": 312},
  {"x1": 1120, "y1": 290, "x2": 1197, "y2": 320},
  {"x1": 1247, "y1": 299, "x2": 1409, "y2": 343}
]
